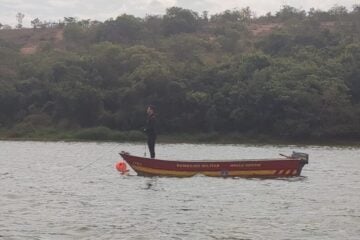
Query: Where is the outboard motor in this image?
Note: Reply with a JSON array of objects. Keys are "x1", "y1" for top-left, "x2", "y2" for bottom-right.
[{"x1": 292, "y1": 151, "x2": 309, "y2": 164}]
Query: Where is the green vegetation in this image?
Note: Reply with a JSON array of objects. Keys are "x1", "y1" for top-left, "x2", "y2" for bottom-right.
[
  {"x1": 0, "y1": 5, "x2": 360, "y2": 143},
  {"x1": 0, "y1": 127, "x2": 146, "y2": 142}
]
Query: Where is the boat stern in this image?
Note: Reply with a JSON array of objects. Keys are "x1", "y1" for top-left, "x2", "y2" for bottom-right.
[{"x1": 291, "y1": 151, "x2": 309, "y2": 164}]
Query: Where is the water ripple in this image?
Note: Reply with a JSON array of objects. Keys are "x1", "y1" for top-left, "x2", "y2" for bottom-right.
[{"x1": 0, "y1": 141, "x2": 360, "y2": 239}]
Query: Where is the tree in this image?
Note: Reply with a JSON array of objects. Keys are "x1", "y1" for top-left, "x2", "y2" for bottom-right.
[
  {"x1": 353, "y1": 4, "x2": 360, "y2": 13},
  {"x1": 31, "y1": 18, "x2": 41, "y2": 29},
  {"x1": 63, "y1": 23, "x2": 88, "y2": 44},
  {"x1": 163, "y1": 34, "x2": 210, "y2": 61},
  {"x1": 53, "y1": 83, "x2": 103, "y2": 127},
  {"x1": 0, "y1": 83, "x2": 20, "y2": 125},
  {"x1": 144, "y1": 15, "x2": 163, "y2": 38},
  {"x1": 209, "y1": 9, "x2": 251, "y2": 52},
  {"x1": 64, "y1": 17, "x2": 77, "y2": 25},
  {"x1": 341, "y1": 43, "x2": 360, "y2": 102},
  {"x1": 16, "y1": 12, "x2": 25, "y2": 29},
  {"x1": 202, "y1": 11, "x2": 209, "y2": 22},
  {"x1": 163, "y1": 7, "x2": 200, "y2": 35},
  {"x1": 97, "y1": 14, "x2": 144, "y2": 43},
  {"x1": 329, "y1": 5, "x2": 348, "y2": 16},
  {"x1": 275, "y1": 5, "x2": 306, "y2": 21},
  {"x1": 257, "y1": 32, "x2": 293, "y2": 55},
  {"x1": 211, "y1": 8, "x2": 252, "y2": 24}
]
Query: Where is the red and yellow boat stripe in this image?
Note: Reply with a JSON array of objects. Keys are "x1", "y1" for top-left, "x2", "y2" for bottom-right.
[
  {"x1": 275, "y1": 169, "x2": 298, "y2": 176},
  {"x1": 131, "y1": 165, "x2": 299, "y2": 177}
]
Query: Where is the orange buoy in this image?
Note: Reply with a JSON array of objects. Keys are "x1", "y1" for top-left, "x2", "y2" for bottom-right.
[{"x1": 115, "y1": 161, "x2": 128, "y2": 174}]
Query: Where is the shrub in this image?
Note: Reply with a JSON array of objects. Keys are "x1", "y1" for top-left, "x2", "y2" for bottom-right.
[{"x1": 74, "y1": 126, "x2": 112, "y2": 140}]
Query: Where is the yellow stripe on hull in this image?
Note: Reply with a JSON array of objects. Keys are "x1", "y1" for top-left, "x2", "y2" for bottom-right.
[{"x1": 132, "y1": 165, "x2": 277, "y2": 177}]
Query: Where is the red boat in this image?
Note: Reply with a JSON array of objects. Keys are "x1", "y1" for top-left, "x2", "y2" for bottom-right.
[{"x1": 119, "y1": 151, "x2": 309, "y2": 178}]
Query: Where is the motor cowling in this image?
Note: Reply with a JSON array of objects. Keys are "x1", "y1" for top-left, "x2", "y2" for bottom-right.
[{"x1": 292, "y1": 151, "x2": 309, "y2": 164}]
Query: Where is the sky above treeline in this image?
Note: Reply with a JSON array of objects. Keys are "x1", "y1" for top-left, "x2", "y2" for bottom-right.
[{"x1": 0, "y1": 0, "x2": 358, "y2": 27}]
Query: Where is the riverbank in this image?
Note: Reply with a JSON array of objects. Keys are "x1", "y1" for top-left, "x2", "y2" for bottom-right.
[{"x1": 0, "y1": 126, "x2": 359, "y2": 146}]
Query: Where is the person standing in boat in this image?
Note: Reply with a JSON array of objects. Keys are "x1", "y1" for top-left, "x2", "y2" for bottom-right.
[{"x1": 144, "y1": 105, "x2": 157, "y2": 158}]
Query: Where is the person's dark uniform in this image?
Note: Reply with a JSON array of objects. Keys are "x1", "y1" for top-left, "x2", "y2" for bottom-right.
[{"x1": 145, "y1": 113, "x2": 156, "y2": 158}]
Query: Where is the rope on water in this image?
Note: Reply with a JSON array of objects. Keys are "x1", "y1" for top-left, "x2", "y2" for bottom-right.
[{"x1": 56, "y1": 143, "x2": 121, "y2": 182}]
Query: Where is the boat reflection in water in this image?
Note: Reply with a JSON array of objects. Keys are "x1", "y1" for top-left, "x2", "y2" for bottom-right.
[{"x1": 119, "y1": 151, "x2": 309, "y2": 178}]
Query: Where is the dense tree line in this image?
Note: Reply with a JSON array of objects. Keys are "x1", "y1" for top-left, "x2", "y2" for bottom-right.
[{"x1": 1, "y1": 5, "x2": 360, "y2": 139}]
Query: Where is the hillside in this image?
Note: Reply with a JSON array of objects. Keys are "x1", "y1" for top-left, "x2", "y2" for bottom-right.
[
  {"x1": 0, "y1": 27, "x2": 64, "y2": 54},
  {"x1": 1, "y1": 23, "x2": 278, "y2": 54},
  {"x1": 0, "y1": 6, "x2": 360, "y2": 141},
  {"x1": 0, "y1": 21, "x2": 337, "y2": 55}
]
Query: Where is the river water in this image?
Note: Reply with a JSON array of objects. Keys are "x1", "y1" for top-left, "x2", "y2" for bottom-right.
[{"x1": 0, "y1": 141, "x2": 359, "y2": 240}]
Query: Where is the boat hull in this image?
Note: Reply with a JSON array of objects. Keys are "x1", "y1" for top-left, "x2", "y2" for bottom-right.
[{"x1": 119, "y1": 152, "x2": 308, "y2": 178}]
